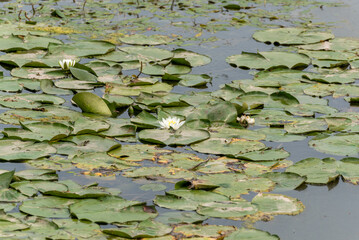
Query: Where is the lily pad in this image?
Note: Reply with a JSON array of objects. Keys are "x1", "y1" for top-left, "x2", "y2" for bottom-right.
[
  {"x1": 173, "y1": 224, "x2": 236, "y2": 238},
  {"x1": 172, "y1": 49, "x2": 211, "y2": 67},
  {"x1": 139, "y1": 128, "x2": 210, "y2": 146},
  {"x1": 253, "y1": 28, "x2": 334, "y2": 45},
  {"x1": 309, "y1": 134, "x2": 359, "y2": 156},
  {"x1": 0, "y1": 94, "x2": 65, "y2": 109},
  {"x1": 72, "y1": 92, "x2": 114, "y2": 117},
  {"x1": 154, "y1": 189, "x2": 229, "y2": 211},
  {"x1": 70, "y1": 196, "x2": 157, "y2": 223},
  {"x1": 224, "y1": 228, "x2": 279, "y2": 240},
  {"x1": 119, "y1": 34, "x2": 173, "y2": 45},
  {"x1": 156, "y1": 211, "x2": 208, "y2": 224},
  {"x1": 0, "y1": 140, "x2": 56, "y2": 161},
  {"x1": 226, "y1": 51, "x2": 310, "y2": 70},
  {"x1": 191, "y1": 138, "x2": 265, "y2": 156},
  {"x1": 252, "y1": 193, "x2": 305, "y2": 216},
  {"x1": 108, "y1": 144, "x2": 171, "y2": 162},
  {"x1": 19, "y1": 196, "x2": 78, "y2": 218},
  {"x1": 48, "y1": 40, "x2": 115, "y2": 57},
  {"x1": 286, "y1": 157, "x2": 339, "y2": 184},
  {"x1": 196, "y1": 199, "x2": 258, "y2": 219},
  {"x1": 103, "y1": 219, "x2": 172, "y2": 238}
]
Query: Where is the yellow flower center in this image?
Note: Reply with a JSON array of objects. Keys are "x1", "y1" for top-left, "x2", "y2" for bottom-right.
[{"x1": 168, "y1": 120, "x2": 176, "y2": 125}]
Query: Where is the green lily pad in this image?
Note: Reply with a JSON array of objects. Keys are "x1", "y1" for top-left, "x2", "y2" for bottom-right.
[
  {"x1": 235, "y1": 148, "x2": 290, "y2": 161},
  {"x1": 0, "y1": 93, "x2": 65, "y2": 109},
  {"x1": 284, "y1": 118, "x2": 328, "y2": 134},
  {"x1": 0, "y1": 170, "x2": 14, "y2": 190},
  {"x1": 10, "y1": 180, "x2": 67, "y2": 197},
  {"x1": 70, "y1": 196, "x2": 157, "y2": 223},
  {"x1": 196, "y1": 199, "x2": 258, "y2": 219},
  {"x1": 19, "y1": 196, "x2": 78, "y2": 218},
  {"x1": 53, "y1": 135, "x2": 119, "y2": 159},
  {"x1": 0, "y1": 212, "x2": 29, "y2": 231},
  {"x1": 40, "y1": 79, "x2": 73, "y2": 95},
  {"x1": 173, "y1": 224, "x2": 236, "y2": 238},
  {"x1": 103, "y1": 219, "x2": 172, "y2": 238},
  {"x1": 208, "y1": 126, "x2": 265, "y2": 141},
  {"x1": 108, "y1": 144, "x2": 171, "y2": 162},
  {"x1": 123, "y1": 166, "x2": 195, "y2": 181},
  {"x1": 338, "y1": 158, "x2": 359, "y2": 185},
  {"x1": 260, "y1": 172, "x2": 306, "y2": 191},
  {"x1": 0, "y1": 35, "x2": 62, "y2": 52},
  {"x1": 224, "y1": 228, "x2": 279, "y2": 240},
  {"x1": 172, "y1": 49, "x2": 211, "y2": 67},
  {"x1": 154, "y1": 189, "x2": 229, "y2": 211},
  {"x1": 4, "y1": 122, "x2": 72, "y2": 142},
  {"x1": 72, "y1": 92, "x2": 114, "y2": 117},
  {"x1": 119, "y1": 34, "x2": 173, "y2": 45},
  {"x1": 252, "y1": 193, "x2": 305, "y2": 216},
  {"x1": 14, "y1": 169, "x2": 58, "y2": 181},
  {"x1": 253, "y1": 28, "x2": 334, "y2": 45},
  {"x1": 156, "y1": 211, "x2": 208, "y2": 224},
  {"x1": 118, "y1": 46, "x2": 174, "y2": 62},
  {"x1": 71, "y1": 152, "x2": 135, "y2": 176},
  {"x1": 43, "y1": 180, "x2": 114, "y2": 199},
  {"x1": 0, "y1": 139, "x2": 56, "y2": 161},
  {"x1": 309, "y1": 134, "x2": 359, "y2": 156},
  {"x1": 48, "y1": 40, "x2": 115, "y2": 57},
  {"x1": 226, "y1": 51, "x2": 310, "y2": 70},
  {"x1": 197, "y1": 173, "x2": 275, "y2": 199},
  {"x1": 286, "y1": 157, "x2": 339, "y2": 184},
  {"x1": 191, "y1": 138, "x2": 265, "y2": 156},
  {"x1": 140, "y1": 183, "x2": 167, "y2": 192},
  {"x1": 139, "y1": 128, "x2": 210, "y2": 146},
  {"x1": 11, "y1": 67, "x2": 66, "y2": 80},
  {"x1": 142, "y1": 63, "x2": 191, "y2": 76},
  {"x1": 106, "y1": 82, "x2": 173, "y2": 96},
  {"x1": 178, "y1": 74, "x2": 212, "y2": 87},
  {"x1": 255, "y1": 128, "x2": 306, "y2": 142}
]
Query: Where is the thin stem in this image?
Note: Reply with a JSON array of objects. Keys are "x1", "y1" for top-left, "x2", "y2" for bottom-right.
[
  {"x1": 136, "y1": 61, "x2": 143, "y2": 78},
  {"x1": 170, "y1": 0, "x2": 175, "y2": 11}
]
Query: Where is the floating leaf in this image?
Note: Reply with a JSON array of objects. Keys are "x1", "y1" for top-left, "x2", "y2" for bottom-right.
[
  {"x1": 139, "y1": 129, "x2": 210, "y2": 146},
  {"x1": 72, "y1": 92, "x2": 114, "y2": 117},
  {"x1": 226, "y1": 51, "x2": 310, "y2": 70},
  {"x1": 70, "y1": 196, "x2": 157, "y2": 223},
  {"x1": 119, "y1": 34, "x2": 173, "y2": 45},
  {"x1": 252, "y1": 193, "x2": 305, "y2": 216},
  {"x1": 48, "y1": 40, "x2": 115, "y2": 57},
  {"x1": 309, "y1": 134, "x2": 359, "y2": 157},
  {"x1": 260, "y1": 172, "x2": 306, "y2": 191},
  {"x1": 19, "y1": 196, "x2": 78, "y2": 218},
  {"x1": 197, "y1": 199, "x2": 258, "y2": 219},
  {"x1": 156, "y1": 211, "x2": 207, "y2": 224},
  {"x1": 197, "y1": 173, "x2": 275, "y2": 199},
  {"x1": 173, "y1": 224, "x2": 236, "y2": 238},
  {"x1": 224, "y1": 228, "x2": 279, "y2": 240},
  {"x1": 0, "y1": 140, "x2": 56, "y2": 161},
  {"x1": 253, "y1": 28, "x2": 334, "y2": 45},
  {"x1": 191, "y1": 138, "x2": 265, "y2": 156},
  {"x1": 172, "y1": 49, "x2": 211, "y2": 67},
  {"x1": 108, "y1": 144, "x2": 171, "y2": 162},
  {"x1": 286, "y1": 157, "x2": 339, "y2": 184},
  {"x1": 103, "y1": 219, "x2": 172, "y2": 238}
]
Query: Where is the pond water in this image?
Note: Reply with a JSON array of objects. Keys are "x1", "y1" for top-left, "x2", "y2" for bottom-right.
[{"x1": 0, "y1": 0, "x2": 358, "y2": 239}]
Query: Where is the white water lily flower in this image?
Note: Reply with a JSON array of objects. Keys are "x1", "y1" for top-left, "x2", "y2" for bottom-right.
[
  {"x1": 159, "y1": 117, "x2": 185, "y2": 130},
  {"x1": 238, "y1": 115, "x2": 255, "y2": 125},
  {"x1": 59, "y1": 59, "x2": 76, "y2": 70}
]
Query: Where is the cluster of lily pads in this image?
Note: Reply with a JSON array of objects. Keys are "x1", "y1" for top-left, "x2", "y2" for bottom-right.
[
  {"x1": 0, "y1": 0, "x2": 356, "y2": 239},
  {"x1": 0, "y1": 0, "x2": 341, "y2": 45}
]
